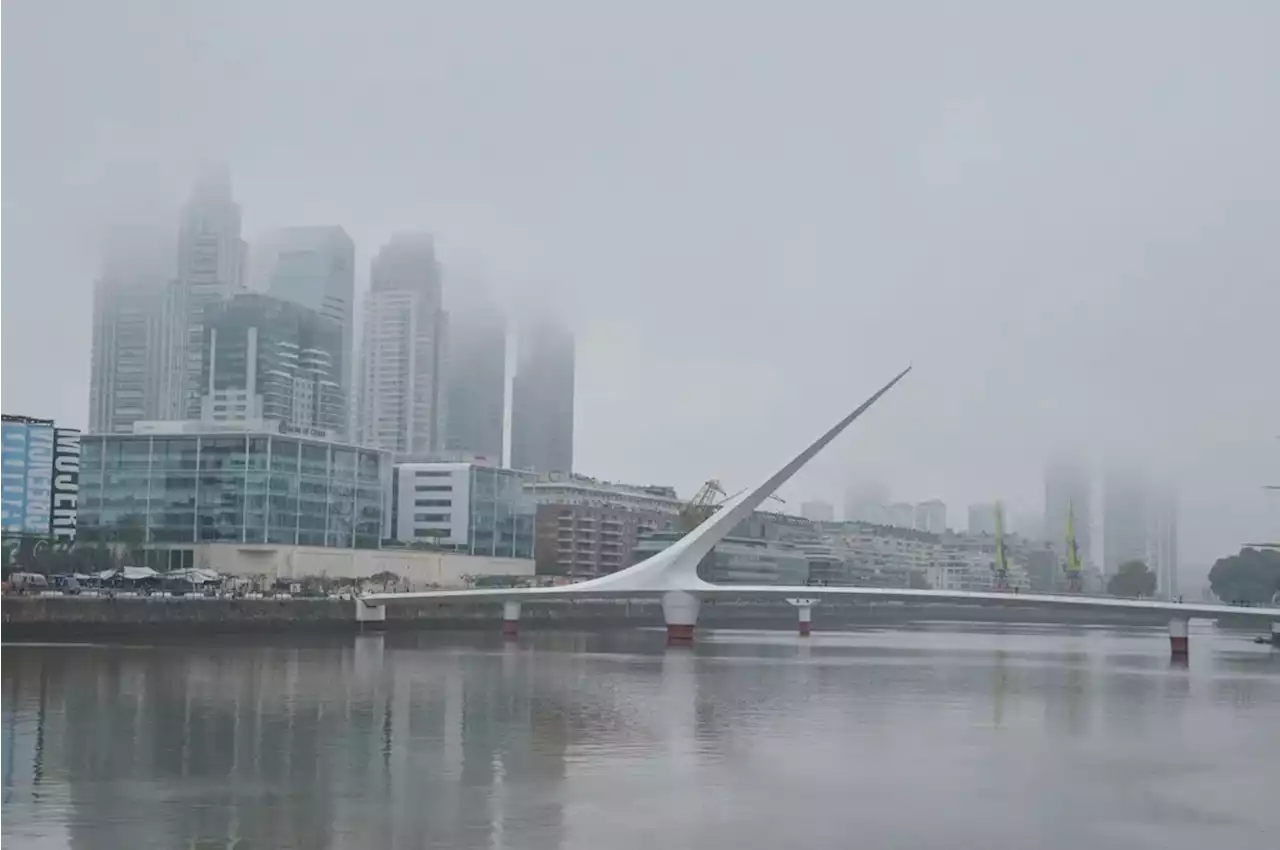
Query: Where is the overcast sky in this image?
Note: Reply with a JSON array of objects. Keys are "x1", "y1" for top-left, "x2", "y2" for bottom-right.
[{"x1": 3, "y1": 1, "x2": 1278, "y2": 577}]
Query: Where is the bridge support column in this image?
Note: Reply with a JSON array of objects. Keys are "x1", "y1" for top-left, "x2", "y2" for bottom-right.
[
  {"x1": 1168, "y1": 617, "x2": 1189, "y2": 657},
  {"x1": 502, "y1": 601, "x2": 521, "y2": 638},
  {"x1": 786, "y1": 597, "x2": 820, "y2": 636},
  {"x1": 354, "y1": 599, "x2": 387, "y2": 629},
  {"x1": 662, "y1": 591, "x2": 700, "y2": 644},
  {"x1": 1272, "y1": 622, "x2": 1279, "y2": 647}
]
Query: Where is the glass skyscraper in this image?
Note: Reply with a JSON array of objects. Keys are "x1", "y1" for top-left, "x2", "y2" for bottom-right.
[
  {"x1": 356, "y1": 234, "x2": 448, "y2": 459},
  {"x1": 200, "y1": 293, "x2": 346, "y2": 436},
  {"x1": 256, "y1": 226, "x2": 356, "y2": 438},
  {"x1": 443, "y1": 278, "x2": 506, "y2": 462},
  {"x1": 177, "y1": 167, "x2": 248, "y2": 420},
  {"x1": 78, "y1": 432, "x2": 388, "y2": 550},
  {"x1": 510, "y1": 316, "x2": 574, "y2": 473}
]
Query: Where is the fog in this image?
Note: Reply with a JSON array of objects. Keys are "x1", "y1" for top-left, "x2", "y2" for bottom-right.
[{"x1": 3, "y1": 1, "x2": 1278, "y2": 580}]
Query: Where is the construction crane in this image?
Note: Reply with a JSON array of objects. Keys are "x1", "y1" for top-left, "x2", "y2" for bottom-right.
[
  {"x1": 679, "y1": 480, "x2": 727, "y2": 531},
  {"x1": 1064, "y1": 501, "x2": 1084, "y2": 593},
  {"x1": 678, "y1": 480, "x2": 786, "y2": 531},
  {"x1": 992, "y1": 500, "x2": 1010, "y2": 590}
]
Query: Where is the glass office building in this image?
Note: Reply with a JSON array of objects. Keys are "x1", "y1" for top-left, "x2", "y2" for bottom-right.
[
  {"x1": 632, "y1": 532, "x2": 810, "y2": 585},
  {"x1": 200, "y1": 293, "x2": 346, "y2": 437},
  {"x1": 79, "y1": 432, "x2": 389, "y2": 549}
]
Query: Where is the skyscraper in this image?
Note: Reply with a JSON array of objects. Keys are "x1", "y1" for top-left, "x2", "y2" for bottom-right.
[
  {"x1": 254, "y1": 226, "x2": 356, "y2": 436},
  {"x1": 356, "y1": 234, "x2": 448, "y2": 458},
  {"x1": 199, "y1": 293, "x2": 345, "y2": 435},
  {"x1": 1102, "y1": 467, "x2": 1149, "y2": 577},
  {"x1": 800, "y1": 500, "x2": 835, "y2": 522},
  {"x1": 968, "y1": 502, "x2": 999, "y2": 535},
  {"x1": 843, "y1": 480, "x2": 889, "y2": 524},
  {"x1": 176, "y1": 167, "x2": 247, "y2": 419},
  {"x1": 914, "y1": 499, "x2": 947, "y2": 533},
  {"x1": 1150, "y1": 489, "x2": 1179, "y2": 599},
  {"x1": 1044, "y1": 456, "x2": 1093, "y2": 569},
  {"x1": 1103, "y1": 467, "x2": 1179, "y2": 596},
  {"x1": 510, "y1": 316, "x2": 574, "y2": 474},
  {"x1": 443, "y1": 280, "x2": 506, "y2": 461},
  {"x1": 87, "y1": 257, "x2": 183, "y2": 433}
]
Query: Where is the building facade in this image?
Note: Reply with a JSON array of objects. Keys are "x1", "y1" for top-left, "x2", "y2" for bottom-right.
[
  {"x1": 198, "y1": 293, "x2": 345, "y2": 436},
  {"x1": 632, "y1": 531, "x2": 810, "y2": 585},
  {"x1": 803, "y1": 521, "x2": 1039, "y2": 592},
  {"x1": 510, "y1": 317, "x2": 574, "y2": 474},
  {"x1": 528, "y1": 476, "x2": 681, "y2": 578},
  {"x1": 177, "y1": 167, "x2": 248, "y2": 420},
  {"x1": 842, "y1": 480, "x2": 889, "y2": 523},
  {"x1": 77, "y1": 431, "x2": 389, "y2": 555},
  {"x1": 356, "y1": 234, "x2": 448, "y2": 458},
  {"x1": 443, "y1": 288, "x2": 506, "y2": 462},
  {"x1": 390, "y1": 462, "x2": 535, "y2": 559},
  {"x1": 256, "y1": 226, "x2": 356, "y2": 437},
  {"x1": 88, "y1": 269, "x2": 184, "y2": 434},
  {"x1": 883, "y1": 502, "x2": 915, "y2": 529},
  {"x1": 926, "y1": 543, "x2": 1030, "y2": 593},
  {"x1": 967, "y1": 502, "x2": 999, "y2": 536},
  {"x1": 1, "y1": 416, "x2": 82, "y2": 560},
  {"x1": 800, "y1": 499, "x2": 835, "y2": 522}
]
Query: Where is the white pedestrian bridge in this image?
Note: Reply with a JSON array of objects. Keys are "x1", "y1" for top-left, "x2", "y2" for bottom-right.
[{"x1": 361, "y1": 366, "x2": 1280, "y2": 652}]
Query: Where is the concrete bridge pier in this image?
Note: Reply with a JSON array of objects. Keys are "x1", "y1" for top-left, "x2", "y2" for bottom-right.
[
  {"x1": 662, "y1": 591, "x2": 701, "y2": 644},
  {"x1": 502, "y1": 600, "x2": 521, "y2": 638},
  {"x1": 1272, "y1": 622, "x2": 1279, "y2": 647},
  {"x1": 1169, "y1": 618, "x2": 1189, "y2": 658},
  {"x1": 786, "y1": 597, "x2": 820, "y2": 636},
  {"x1": 354, "y1": 599, "x2": 387, "y2": 630}
]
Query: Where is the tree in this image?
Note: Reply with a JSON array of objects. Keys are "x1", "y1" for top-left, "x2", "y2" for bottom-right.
[
  {"x1": 1107, "y1": 560, "x2": 1156, "y2": 598},
  {"x1": 1208, "y1": 547, "x2": 1280, "y2": 605},
  {"x1": 113, "y1": 513, "x2": 147, "y2": 566},
  {"x1": 369, "y1": 570, "x2": 401, "y2": 591}
]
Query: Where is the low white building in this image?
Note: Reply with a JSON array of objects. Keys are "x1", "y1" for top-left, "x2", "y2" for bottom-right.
[
  {"x1": 928, "y1": 542, "x2": 1030, "y2": 592},
  {"x1": 391, "y1": 462, "x2": 536, "y2": 558},
  {"x1": 195, "y1": 542, "x2": 533, "y2": 589},
  {"x1": 817, "y1": 522, "x2": 1032, "y2": 592}
]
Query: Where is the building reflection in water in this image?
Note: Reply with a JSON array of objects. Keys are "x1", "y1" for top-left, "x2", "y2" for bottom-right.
[
  {"x1": 3, "y1": 627, "x2": 1278, "y2": 850},
  {"x1": 1, "y1": 638, "x2": 577, "y2": 850}
]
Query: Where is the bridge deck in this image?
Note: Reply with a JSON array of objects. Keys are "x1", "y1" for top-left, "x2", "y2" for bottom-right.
[{"x1": 360, "y1": 584, "x2": 1280, "y2": 622}]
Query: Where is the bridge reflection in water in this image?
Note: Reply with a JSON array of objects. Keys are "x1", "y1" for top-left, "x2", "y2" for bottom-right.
[{"x1": 3, "y1": 627, "x2": 1279, "y2": 849}]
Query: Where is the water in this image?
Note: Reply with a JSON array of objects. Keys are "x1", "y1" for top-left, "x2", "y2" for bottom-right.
[{"x1": 3, "y1": 624, "x2": 1278, "y2": 849}]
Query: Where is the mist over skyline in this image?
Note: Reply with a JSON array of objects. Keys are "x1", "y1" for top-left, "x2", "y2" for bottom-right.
[{"x1": 3, "y1": 0, "x2": 1278, "y2": 579}]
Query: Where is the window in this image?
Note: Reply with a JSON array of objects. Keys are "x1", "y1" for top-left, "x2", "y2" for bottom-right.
[
  {"x1": 415, "y1": 499, "x2": 451, "y2": 507},
  {"x1": 414, "y1": 470, "x2": 452, "y2": 478},
  {"x1": 415, "y1": 485, "x2": 451, "y2": 492},
  {"x1": 414, "y1": 513, "x2": 450, "y2": 522}
]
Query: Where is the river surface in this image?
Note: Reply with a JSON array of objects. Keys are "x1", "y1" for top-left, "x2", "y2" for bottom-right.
[{"x1": 3, "y1": 623, "x2": 1278, "y2": 849}]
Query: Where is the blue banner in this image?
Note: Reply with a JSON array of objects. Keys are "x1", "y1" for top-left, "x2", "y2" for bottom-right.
[
  {"x1": 1, "y1": 423, "x2": 30, "y2": 532},
  {"x1": 1, "y1": 421, "x2": 55, "y2": 535},
  {"x1": 23, "y1": 424, "x2": 54, "y2": 534}
]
